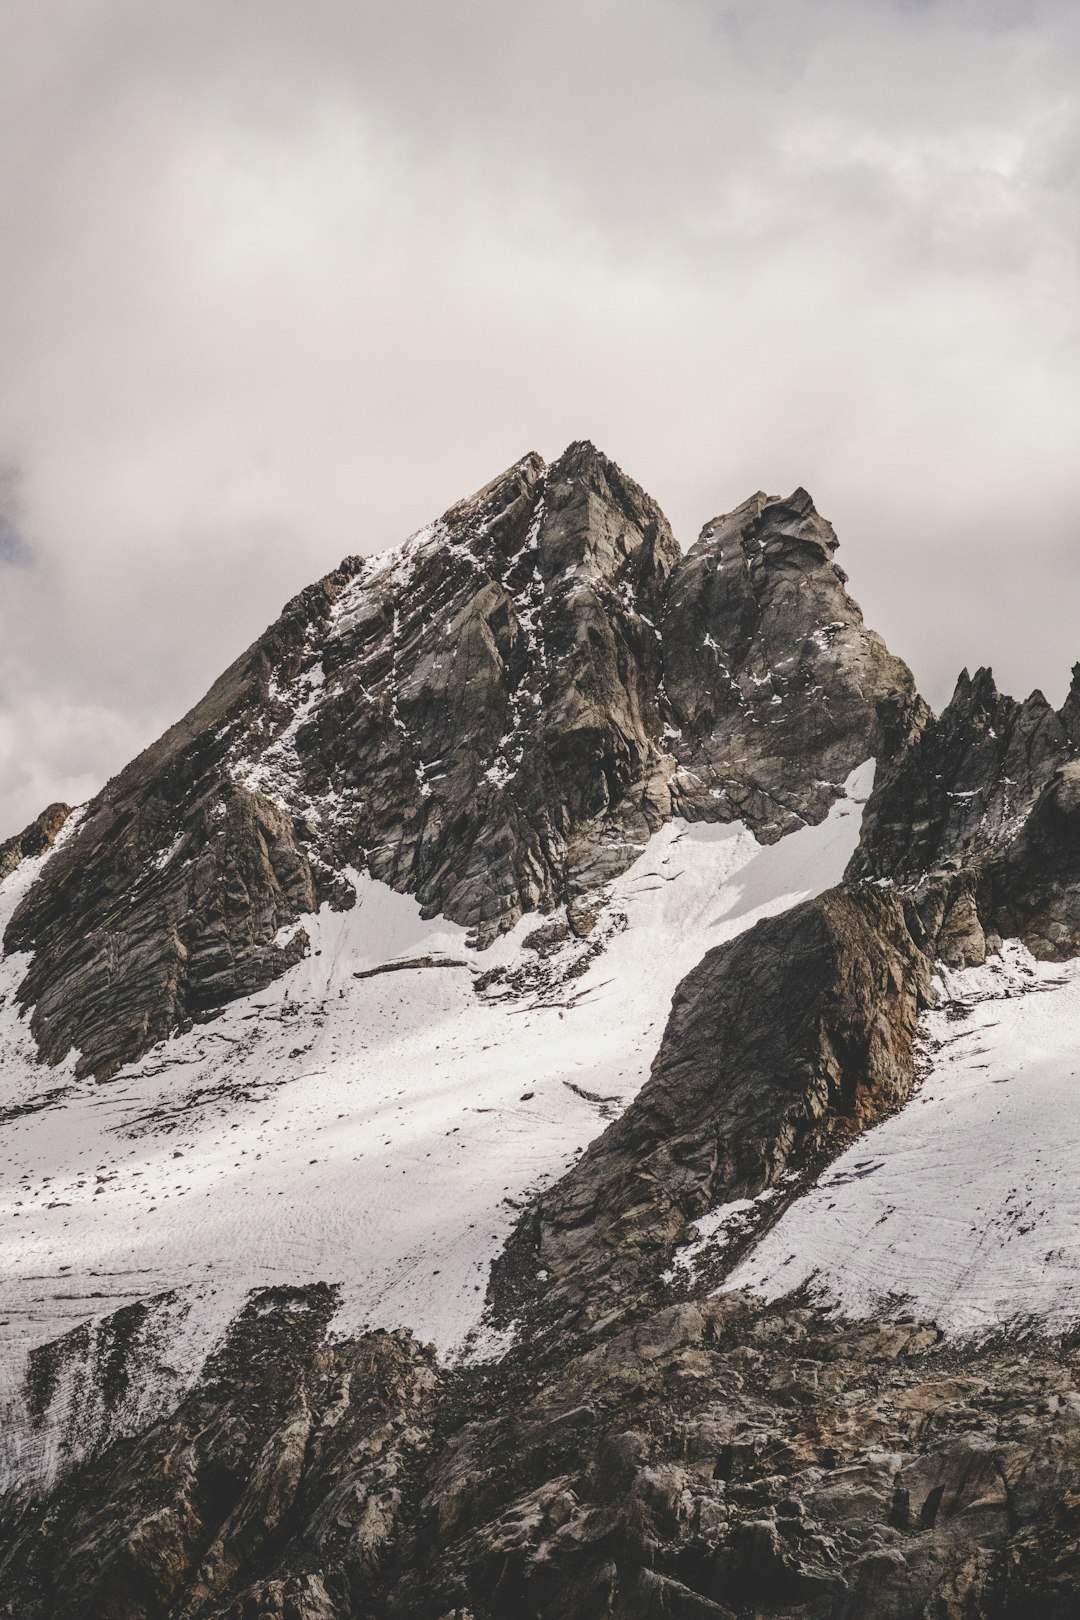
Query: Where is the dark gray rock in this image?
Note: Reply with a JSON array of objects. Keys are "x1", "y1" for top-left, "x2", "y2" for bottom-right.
[
  {"x1": 0, "y1": 1286, "x2": 437, "y2": 1620},
  {"x1": 493, "y1": 884, "x2": 932, "y2": 1330},
  {"x1": 7, "y1": 1289, "x2": 1080, "y2": 1620},
  {"x1": 4, "y1": 448, "x2": 918, "y2": 1079},
  {"x1": 850, "y1": 663, "x2": 1080, "y2": 961},
  {"x1": 986, "y1": 757, "x2": 1080, "y2": 957},
  {"x1": 663, "y1": 488, "x2": 924, "y2": 840},
  {"x1": 851, "y1": 665, "x2": 1072, "y2": 886}
]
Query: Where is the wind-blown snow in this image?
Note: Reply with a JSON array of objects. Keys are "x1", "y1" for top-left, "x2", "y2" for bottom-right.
[
  {"x1": 728, "y1": 940, "x2": 1080, "y2": 1338},
  {"x1": 0, "y1": 763, "x2": 872, "y2": 1488}
]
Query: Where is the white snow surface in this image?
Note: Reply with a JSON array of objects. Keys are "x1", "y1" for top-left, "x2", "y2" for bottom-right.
[
  {"x1": 728, "y1": 941, "x2": 1080, "y2": 1338},
  {"x1": 0, "y1": 764, "x2": 872, "y2": 1486},
  {"x1": 664, "y1": 1184, "x2": 787, "y2": 1281}
]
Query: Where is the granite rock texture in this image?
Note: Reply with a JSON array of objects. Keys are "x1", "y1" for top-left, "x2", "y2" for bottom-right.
[
  {"x1": 5, "y1": 1288, "x2": 1080, "y2": 1620},
  {"x1": 3, "y1": 445, "x2": 921, "y2": 1079},
  {"x1": 493, "y1": 885, "x2": 933, "y2": 1331},
  {"x1": 9, "y1": 448, "x2": 1080, "y2": 1618}
]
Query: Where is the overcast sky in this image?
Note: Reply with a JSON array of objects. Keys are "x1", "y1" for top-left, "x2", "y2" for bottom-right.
[{"x1": 1, "y1": 0, "x2": 1078, "y2": 837}]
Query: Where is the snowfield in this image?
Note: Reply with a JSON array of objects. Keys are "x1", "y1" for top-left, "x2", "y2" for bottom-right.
[
  {"x1": 0, "y1": 765, "x2": 872, "y2": 1488},
  {"x1": 728, "y1": 941, "x2": 1080, "y2": 1337}
]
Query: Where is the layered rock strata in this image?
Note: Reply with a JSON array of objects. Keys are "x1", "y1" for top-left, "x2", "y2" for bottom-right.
[
  {"x1": 4, "y1": 445, "x2": 921, "y2": 1078},
  {"x1": 9, "y1": 445, "x2": 1080, "y2": 1620}
]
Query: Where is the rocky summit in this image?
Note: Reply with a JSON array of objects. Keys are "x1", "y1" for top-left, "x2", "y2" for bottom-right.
[{"x1": 1, "y1": 444, "x2": 1080, "y2": 1618}]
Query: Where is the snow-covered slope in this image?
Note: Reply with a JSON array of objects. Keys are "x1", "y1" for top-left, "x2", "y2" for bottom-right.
[
  {"x1": 726, "y1": 940, "x2": 1080, "y2": 1337},
  {"x1": 0, "y1": 764, "x2": 873, "y2": 1489}
]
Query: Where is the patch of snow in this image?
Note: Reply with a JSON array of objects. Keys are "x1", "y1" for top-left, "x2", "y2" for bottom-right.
[
  {"x1": 728, "y1": 940, "x2": 1080, "y2": 1338},
  {"x1": 231, "y1": 661, "x2": 326, "y2": 804},
  {"x1": 151, "y1": 831, "x2": 186, "y2": 872},
  {"x1": 812, "y1": 622, "x2": 847, "y2": 649},
  {"x1": 664, "y1": 1185, "x2": 785, "y2": 1281},
  {"x1": 459, "y1": 1314, "x2": 522, "y2": 1365},
  {"x1": 0, "y1": 813, "x2": 85, "y2": 1119},
  {"x1": 0, "y1": 769, "x2": 873, "y2": 1489}
]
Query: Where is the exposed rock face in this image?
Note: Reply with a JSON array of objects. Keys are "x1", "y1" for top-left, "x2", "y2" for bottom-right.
[
  {"x1": 315, "y1": 441, "x2": 680, "y2": 925},
  {"x1": 11, "y1": 445, "x2": 1080, "y2": 1619},
  {"x1": 0, "y1": 803, "x2": 72, "y2": 886},
  {"x1": 391, "y1": 1301, "x2": 1080, "y2": 1620},
  {"x1": 988, "y1": 756, "x2": 1080, "y2": 955},
  {"x1": 850, "y1": 664, "x2": 1080, "y2": 960},
  {"x1": 663, "y1": 489, "x2": 924, "y2": 839},
  {"x1": 852, "y1": 666, "x2": 1073, "y2": 884},
  {"x1": 0, "y1": 1286, "x2": 438, "y2": 1620},
  {"x1": 3, "y1": 445, "x2": 920, "y2": 1079},
  {"x1": 6, "y1": 1289, "x2": 1080, "y2": 1620},
  {"x1": 4, "y1": 568, "x2": 361, "y2": 1078},
  {"x1": 494, "y1": 885, "x2": 932, "y2": 1329}
]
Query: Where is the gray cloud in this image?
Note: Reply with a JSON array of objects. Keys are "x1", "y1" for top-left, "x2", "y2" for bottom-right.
[{"x1": 1, "y1": 0, "x2": 1078, "y2": 835}]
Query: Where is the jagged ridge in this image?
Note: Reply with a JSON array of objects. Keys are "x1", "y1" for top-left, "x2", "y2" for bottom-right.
[
  {"x1": 9, "y1": 444, "x2": 1080, "y2": 1620},
  {"x1": 5, "y1": 443, "x2": 919, "y2": 1078}
]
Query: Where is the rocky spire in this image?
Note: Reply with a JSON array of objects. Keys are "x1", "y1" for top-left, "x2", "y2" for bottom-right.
[
  {"x1": 4, "y1": 452, "x2": 921, "y2": 1078},
  {"x1": 661, "y1": 486, "x2": 925, "y2": 838}
]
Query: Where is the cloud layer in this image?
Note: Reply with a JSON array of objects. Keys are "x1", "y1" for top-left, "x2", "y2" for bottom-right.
[{"x1": 1, "y1": 0, "x2": 1078, "y2": 835}]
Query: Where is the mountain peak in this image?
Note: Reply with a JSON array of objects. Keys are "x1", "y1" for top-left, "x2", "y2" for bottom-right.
[
  {"x1": 695, "y1": 484, "x2": 837, "y2": 570},
  {"x1": 3, "y1": 449, "x2": 918, "y2": 1083},
  {"x1": 10, "y1": 449, "x2": 1080, "y2": 1618},
  {"x1": 547, "y1": 437, "x2": 609, "y2": 473},
  {"x1": 439, "y1": 449, "x2": 545, "y2": 527}
]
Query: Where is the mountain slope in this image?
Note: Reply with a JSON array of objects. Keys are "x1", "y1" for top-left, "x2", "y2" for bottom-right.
[
  {"x1": 0, "y1": 759, "x2": 875, "y2": 1493},
  {"x1": 4, "y1": 443, "x2": 921, "y2": 1082},
  {"x1": 4, "y1": 445, "x2": 1080, "y2": 1619}
]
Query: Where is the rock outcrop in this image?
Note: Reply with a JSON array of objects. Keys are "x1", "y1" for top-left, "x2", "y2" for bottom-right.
[
  {"x1": 851, "y1": 664, "x2": 1080, "y2": 961},
  {"x1": 0, "y1": 1287, "x2": 438, "y2": 1620},
  {"x1": 851, "y1": 665, "x2": 1073, "y2": 885},
  {"x1": 0, "y1": 802, "x2": 72, "y2": 887},
  {"x1": 663, "y1": 488, "x2": 923, "y2": 839},
  {"x1": 3, "y1": 446, "x2": 921, "y2": 1078},
  {"x1": 6, "y1": 1287, "x2": 1080, "y2": 1620},
  {"x1": 493, "y1": 885, "x2": 932, "y2": 1330}
]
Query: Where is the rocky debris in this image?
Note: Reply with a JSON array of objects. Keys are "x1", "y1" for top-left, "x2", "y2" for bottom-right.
[
  {"x1": 13, "y1": 447, "x2": 1080, "y2": 1617},
  {"x1": 493, "y1": 884, "x2": 932, "y2": 1330},
  {"x1": 0, "y1": 802, "x2": 72, "y2": 886},
  {"x1": 395, "y1": 1298, "x2": 1080, "y2": 1620},
  {"x1": 2, "y1": 446, "x2": 918, "y2": 1080},
  {"x1": 5, "y1": 1289, "x2": 1080, "y2": 1619},
  {"x1": 662, "y1": 488, "x2": 924, "y2": 840},
  {"x1": 0, "y1": 1285, "x2": 438, "y2": 1620}
]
